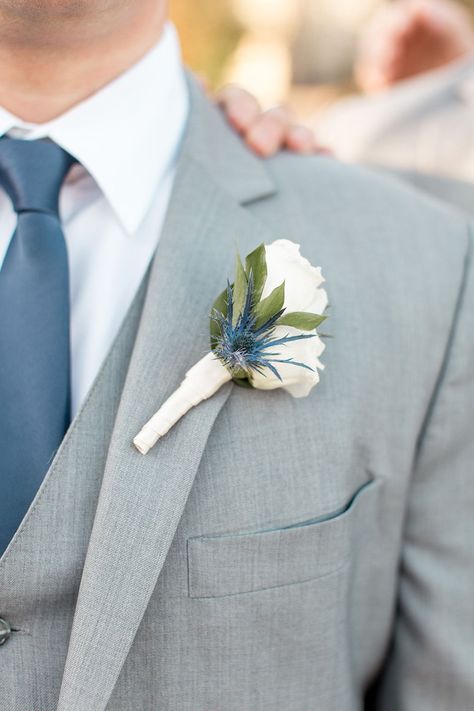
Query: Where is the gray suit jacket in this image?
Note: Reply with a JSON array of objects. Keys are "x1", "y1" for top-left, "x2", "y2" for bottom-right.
[
  {"x1": 317, "y1": 56, "x2": 474, "y2": 218},
  {"x1": 1, "y1": 78, "x2": 473, "y2": 711},
  {"x1": 317, "y1": 54, "x2": 474, "y2": 184}
]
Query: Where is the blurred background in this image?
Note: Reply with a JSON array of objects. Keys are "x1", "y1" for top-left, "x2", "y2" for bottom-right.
[{"x1": 170, "y1": 0, "x2": 474, "y2": 119}]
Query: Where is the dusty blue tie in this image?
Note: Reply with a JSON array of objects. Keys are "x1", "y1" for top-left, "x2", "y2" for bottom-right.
[{"x1": 0, "y1": 138, "x2": 75, "y2": 555}]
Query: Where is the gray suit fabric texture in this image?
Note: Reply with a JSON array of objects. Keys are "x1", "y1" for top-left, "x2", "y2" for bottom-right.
[
  {"x1": 386, "y1": 168, "x2": 474, "y2": 218},
  {"x1": 0, "y1": 76, "x2": 473, "y2": 711}
]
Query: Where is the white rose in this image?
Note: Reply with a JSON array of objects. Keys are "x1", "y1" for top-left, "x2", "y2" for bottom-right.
[{"x1": 250, "y1": 240, "x2": 328, "y2": 398}]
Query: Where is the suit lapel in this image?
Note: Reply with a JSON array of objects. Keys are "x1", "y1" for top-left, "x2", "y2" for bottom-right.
[{"x1": 57, "y1": 78, "x2": 277, "y2": 711}]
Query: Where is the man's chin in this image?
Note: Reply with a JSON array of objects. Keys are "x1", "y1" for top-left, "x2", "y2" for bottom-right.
[{"x1": 0, "y1": 0, "x2": 120, "y2": 20}]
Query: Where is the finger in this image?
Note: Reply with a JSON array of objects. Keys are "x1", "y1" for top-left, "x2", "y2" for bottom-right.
[
  {"x1": 412, "y1": 0, "x2": 462, "y2": 36},
  {"x1": 245, "y1": 107, "x2": 291, "y2": 157},
  {"x1": 216, "y1": 84, "x2": 261, "y2": 133},
  {"x1": 285, "y1": 125, "x2": 319, "y2": 154}
]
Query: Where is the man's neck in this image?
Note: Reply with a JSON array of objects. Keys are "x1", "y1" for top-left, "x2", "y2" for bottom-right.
[{"x1": 0, "y1": 1, "x2": 167, "y2": 123}]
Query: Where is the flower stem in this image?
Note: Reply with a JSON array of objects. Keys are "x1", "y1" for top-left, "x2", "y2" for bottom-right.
[{"x1": 133, "y1": 352, "x2": 231, "y2": 454}]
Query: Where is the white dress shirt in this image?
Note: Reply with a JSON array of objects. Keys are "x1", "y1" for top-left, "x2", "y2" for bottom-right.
[{"x1": 0, "y1": 22, "x2": 189, "y2": 416}]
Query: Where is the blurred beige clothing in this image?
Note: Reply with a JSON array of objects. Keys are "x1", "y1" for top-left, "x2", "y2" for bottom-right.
[{"x1": 317, "y1": 53, "x2": 474, "y2": 194}]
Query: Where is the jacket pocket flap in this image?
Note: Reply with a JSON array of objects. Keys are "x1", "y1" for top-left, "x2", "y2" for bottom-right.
[{"x1": 188, "y1": 479, "x2": 378, "y2": 598}]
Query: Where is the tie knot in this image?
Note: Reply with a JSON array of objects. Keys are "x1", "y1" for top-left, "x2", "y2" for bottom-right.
[{"x1": 0, "y1": 137, "x2": 75, "y2": 216}]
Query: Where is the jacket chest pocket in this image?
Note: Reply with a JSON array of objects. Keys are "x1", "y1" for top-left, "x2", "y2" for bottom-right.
[{"x1": 187, "y1": 478, "x2": 379, "y2": 598}]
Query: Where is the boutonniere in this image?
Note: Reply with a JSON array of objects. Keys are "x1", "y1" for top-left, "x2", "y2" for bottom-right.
[{"x1": 134, "y1": 240, "x2": 328, "y2": 454}]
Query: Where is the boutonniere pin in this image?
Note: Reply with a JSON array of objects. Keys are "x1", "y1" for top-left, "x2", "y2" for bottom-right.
[{"x1": 134, "y1": 240, "x2": 328, "y2": 454}]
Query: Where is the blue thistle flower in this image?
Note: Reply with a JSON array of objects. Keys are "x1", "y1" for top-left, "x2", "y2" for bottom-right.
[{"x1": 211, "y1": 266, "x2": 316, "y2": 385}]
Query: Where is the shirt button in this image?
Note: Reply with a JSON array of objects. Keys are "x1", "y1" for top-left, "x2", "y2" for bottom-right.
[{"x1": 0, "y1": 617, "x2": 12, "y2": 646}]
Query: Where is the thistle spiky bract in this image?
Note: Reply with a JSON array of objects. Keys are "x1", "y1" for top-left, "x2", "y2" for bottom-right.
[{"x1": 210, "y1": 243, "x2": 326, "y2": 387}]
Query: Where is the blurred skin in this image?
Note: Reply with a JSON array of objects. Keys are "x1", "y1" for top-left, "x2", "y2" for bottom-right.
[
  {"x1": 0, "y1": 0, "x2": 168, "y2": 121},
  {"x1": 216, "y1": 85, "x2": 327, "y2": 158},
  {"x1": 355, "y1": 0, "x2": 474, "y2": 93}
]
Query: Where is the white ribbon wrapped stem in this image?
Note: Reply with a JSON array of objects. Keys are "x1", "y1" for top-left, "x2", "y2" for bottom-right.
[{"x1": 133, "y1": 352, "x2": 232, "y2": 455}]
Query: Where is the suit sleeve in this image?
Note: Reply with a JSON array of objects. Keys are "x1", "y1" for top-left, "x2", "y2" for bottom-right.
[{"x1": 373, "y1": 226, "x2": 474, "y2": 710}]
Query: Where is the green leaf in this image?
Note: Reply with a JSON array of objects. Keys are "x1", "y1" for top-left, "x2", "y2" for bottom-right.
[
  {"x1": 253, "y1": 281, "x2": 285, "y2": 330},
  {"x1": 276, "y1": 311, "x2": 327, "y2": 331},
  {"x1": 232, "y1": 376, "x2": 254, "y2": 389},
  {"x1": 245, "y1": 243, "x2": 267, "y2": 305},
  {"x1": 231, "y1": 367, "x2": 248, "y2": 379},
  {"x1": 211, "y1": 288, "x2": 228, "y2": 319},
  {"x1": 209, "y1": 287, "x2": 228, "y2": 349},
  {"x1": 232, "y1": 254, "x2": 248, "y2": 325}
]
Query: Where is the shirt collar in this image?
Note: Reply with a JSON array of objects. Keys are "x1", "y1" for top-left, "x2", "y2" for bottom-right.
[{"x1": 0, "y1": 22, "x2": 189, "y2": 235}]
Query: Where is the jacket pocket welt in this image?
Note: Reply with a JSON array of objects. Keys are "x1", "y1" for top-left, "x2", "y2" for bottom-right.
[{"x1": 187, "y1": 478, "x2": 379, "y2": 598}]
